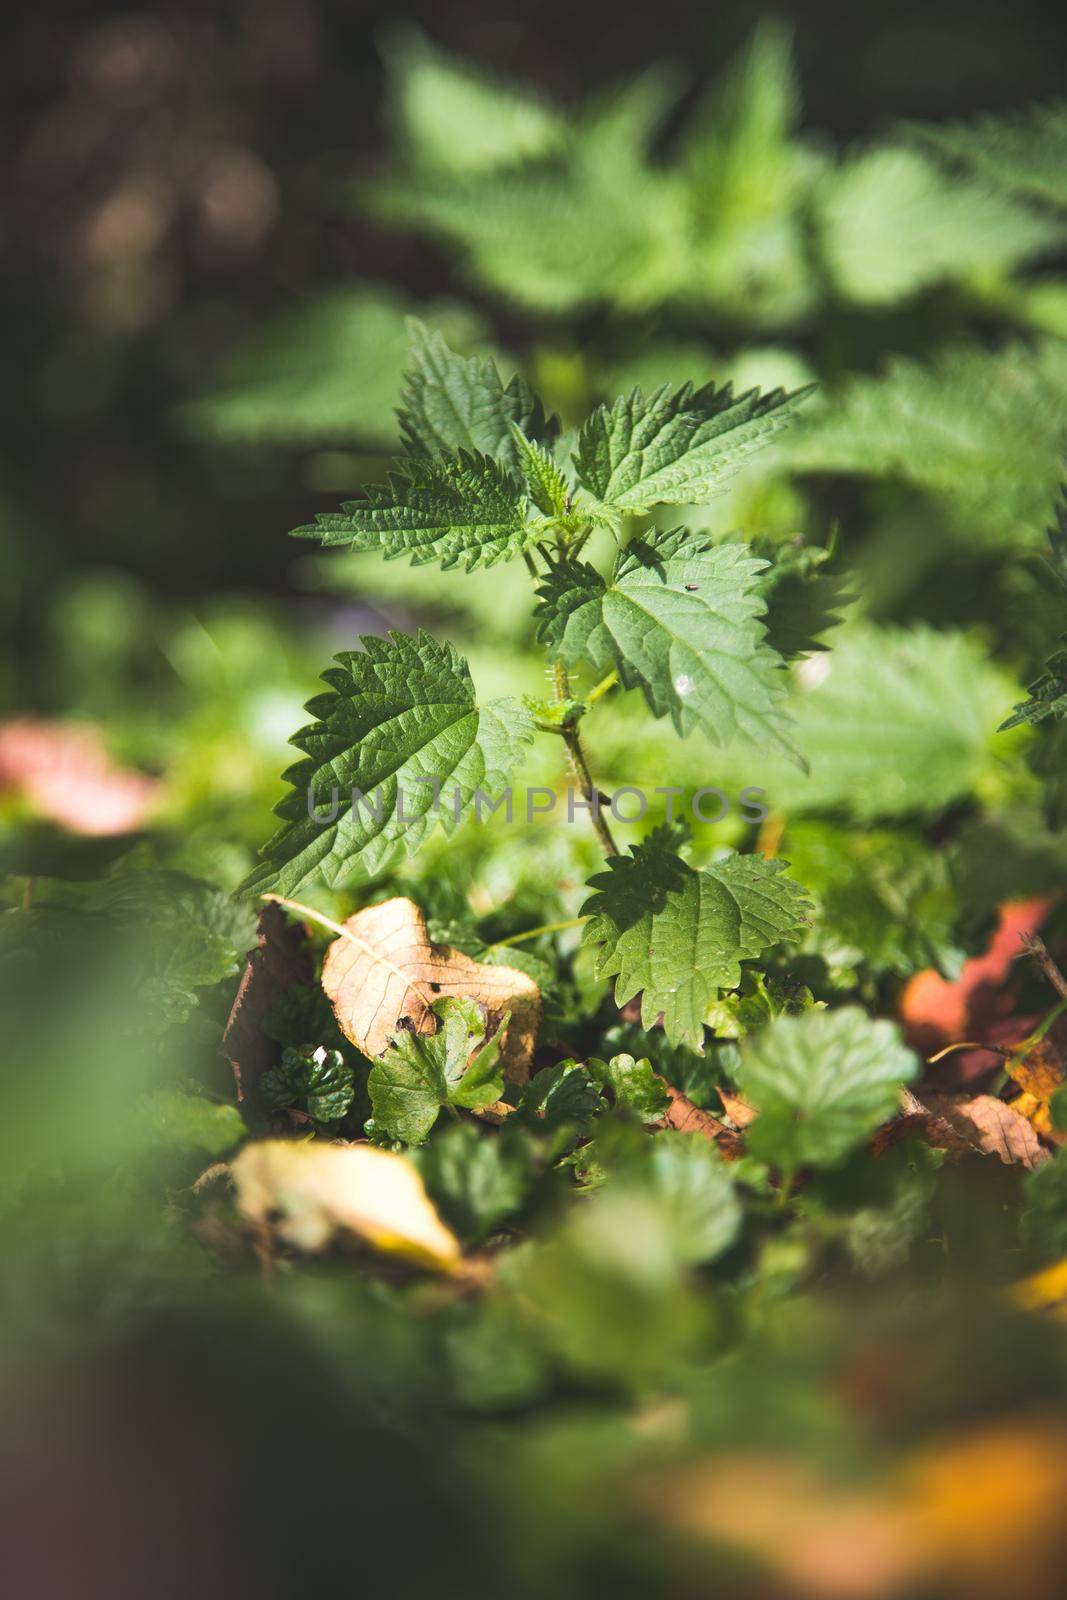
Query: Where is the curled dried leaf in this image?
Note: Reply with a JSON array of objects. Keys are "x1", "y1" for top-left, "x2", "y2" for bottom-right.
[
  {"x1": 222, "y1": 902, "x2": 313, "y2": 1103},
  {"x1": 660, "y1": 1082, "x2": 744, "y2": 1161},
  {"x1": 231, "y1": 1138, "x2": 461, "y2": 1269}
]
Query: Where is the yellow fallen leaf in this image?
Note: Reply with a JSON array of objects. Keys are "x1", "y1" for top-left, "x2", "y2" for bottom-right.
[
  {"x1": 1010, "y1": 1037, "x2": 1065, "y2": 1101},
  {"x1": 1008, "y1": 1038, "x2": 1067, "y2": 1144},
  {"x1": 1011, "y1": 1255, "x2": 1067, "y2": 1314},
  {"x1": 231, "y1": 1139, "x2": 461, "y2": 1270},
  {"x1": 318, "y1": 896, "x2": 540, "y2": 1083}
]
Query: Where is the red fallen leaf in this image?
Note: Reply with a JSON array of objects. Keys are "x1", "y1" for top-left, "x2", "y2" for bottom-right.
[
  {"x1": 221, "y1": 902, "x2": 313, "y2": 1104},
  {"x1": 0, "y1": 717, "x2": 160, "y2": 836},
  {"x1": 900, "y1": 898, "x2": 1052, "y2": 1075}
]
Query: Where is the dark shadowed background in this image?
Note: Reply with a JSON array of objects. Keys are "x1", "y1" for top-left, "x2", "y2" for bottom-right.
[{"x1": 3, "y1": 0, "x2": 1066, "y2": 692}]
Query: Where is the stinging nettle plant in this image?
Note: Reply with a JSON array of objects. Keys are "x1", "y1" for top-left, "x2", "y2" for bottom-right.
[{"x1": 241, "y1": 324, "x2": 820, "y2": 1048}]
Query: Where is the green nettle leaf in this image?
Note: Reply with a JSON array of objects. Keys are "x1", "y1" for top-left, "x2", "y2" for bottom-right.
[
  {"x1": 574, "y1": 377, "x2": 813, "y2": 513},
  {"x1": 261, "y1": 1045, "x2": 355, "y2": 1124},
  {"x1": 1000, "y1": 488, "x2": 1067, "y2": 730},
  {"x1": 704, "y1": 970, "x2": 818, "y2": 1040},
  {"x1": 784, "y1": 340, "x2": 1067, "y2": 547},
  {"x1": 907, "y1": 101, "x2": 1067, "y2": 212},
  {"x1": 369, "y1": 996, "x2": 508, "y2": 1145},
  {"x1": 581, "y1": 838, "x2": 812, "y2": 1048},
  {"x1": 137, "y1": 1088, "x2": 246, "y2": 1157},
  {"x1": 640, "y1": 1133, "x2": 742, "y2": 1264},
  {"x1": 518, "y1": 1061, "x2": 602, "y2": 1130},
  {"x1": 511, "y1": 425, "x2": 570, "y2": 516},
  {"x1": 240, "y1": 631, "x2": 533, "y2": 897},
  {"x1": 586, "y1": 1053, "x2": 670, "y2": 1118},
  {"x1": 603, "y1": 1023, "x2": 726, "y2": 1109},
  {"x1": 180, "y1": 287, "x2": 484, "y2": 448},
  {"x1": 815, "y1": 144, "x2": 1065, "y2": 307},
  {"x1": 681, "y1": 18, "x2": 798, "y2": 231},
  {"x1": 370, "y1": 72, "x2": 694, "y2": 316},
  {"x1": 754, "y1": 539, "x2": 853, "y2": 658},
  {"x1": 1000, "y1": 648, "x2": 1067, "y2": 731},
  {"x1": 414, "y1": 1120, "x2": 534, "y2": 1243},
  {"x1": 398, "y1": 321, "x2": 558, "y2": 468},
  {"x1": 1020, "y1": 1148, "x2": 1067, "y2": 1256},
  {"x1": 734, "y1": 1006, "x2": 918, "y2": 1170},
  {"x1": 42, "y1": 870, "x2": 252, "y2": 1030},
  {"x1": 701, "y1": 623, "x2": 1020, "y2": 822},
  {"x1": 781, "y1": 820, "x2": 961, "y2": 981},
  {"x1": 383, "y1": 28, "x2": 563, "y2": 177},
  {"x1": 536, "y1": 529, "x2": 797, "y2": 758},
  {"x1": 293, "y1": 450, "x2": 531, "y2": 572}
]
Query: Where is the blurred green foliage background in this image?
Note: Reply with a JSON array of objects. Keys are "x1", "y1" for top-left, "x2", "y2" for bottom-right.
[{"x1": 5, "y1": 4, "x2": 1067, "y2": 1596}]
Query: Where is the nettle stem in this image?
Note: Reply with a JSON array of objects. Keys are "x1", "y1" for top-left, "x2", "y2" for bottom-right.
[
  {"x1": 489, "y1": 915, "x2": 588, "y2": 950},
  {"x1": 585, "y1": 669, "x2": 618, "y2": 706},
  {"x1": 552, "y1": 659, "x2": 619, "y2": 859}
]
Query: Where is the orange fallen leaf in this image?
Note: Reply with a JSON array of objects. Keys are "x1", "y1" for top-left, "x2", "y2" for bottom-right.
[
  {"x1": 904, "y1": 1420, "x2": 1067, "y2": 1594},
  {"x1": 901, "y1": 899, "x2": 1050, "y2": 1072},
  {"x1": 650, "y1": 1419, "x2": 1067, "y2": 1597}
]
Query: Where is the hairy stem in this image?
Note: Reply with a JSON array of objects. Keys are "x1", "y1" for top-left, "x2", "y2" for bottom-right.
[
  {"x1": 1021, "y1": 932, "x2": 1067, "y2": 1001},
  {"x1": 553, "y1": 660, "x2": 619, "y2": 858}
]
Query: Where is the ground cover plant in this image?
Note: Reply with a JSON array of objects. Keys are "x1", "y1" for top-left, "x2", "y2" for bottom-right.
[{"x1": 7, "y1": 18, "x2": 1067, "y2": 1599}]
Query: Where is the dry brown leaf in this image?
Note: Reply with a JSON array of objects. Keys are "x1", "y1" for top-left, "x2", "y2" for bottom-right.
[
  {"x1": 925, "y1": 1093, "x2": 1049, "y2": 1169},
  {"x1": 872, "y1": 1090, "x2": 981, "y2": 1161},
  {"x1": 320, "y1": 896, "x2": 540, "y2": 1084},
  {"x1": 660, "y1": 1082, "x2": 744, "y2": 1161},
  {"x1": 231, "y1": 1138, "x2": 461, "y2": 1269},
  {"x1": 221, "y1": 902, "x2": 313, "y2": 1104}
]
